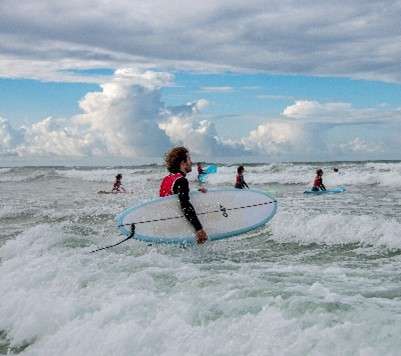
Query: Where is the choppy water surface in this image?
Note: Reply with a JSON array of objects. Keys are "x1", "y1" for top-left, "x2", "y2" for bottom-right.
[{"x1": 1, "y1": 162, "x2": 401, "y2": 355}]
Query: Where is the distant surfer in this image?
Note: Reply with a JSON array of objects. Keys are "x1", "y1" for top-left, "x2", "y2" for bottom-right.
[
  {"x1": 234, "y1": 165, "x2": 249, "y2": 189},
  {"x1": 160, "y1": 147, "x2": 208, "y2": 244},
  {"x1": 112, "y1": 173, "x2": 127, "y2": 193},
  {"x1": 333, "y1": 167, "x2": 339, "y2": 173},
  {"x1": 312, "y1": 169, "x2": 326, "y2": 191},
  {"x1": 197, "y1": 162, "x2": 206, "y2": 181}
]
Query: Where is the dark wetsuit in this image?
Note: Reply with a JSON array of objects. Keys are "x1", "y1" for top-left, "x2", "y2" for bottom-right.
[
  {"x1": 112, "y1": 180, "x2": 122, "y2": 192},
  {"x1": 235, "y1": 174, "x2": 249, "y2": 189},
  {"x1": 172, "y1": 172, "x2": 203, "y2": 231}
]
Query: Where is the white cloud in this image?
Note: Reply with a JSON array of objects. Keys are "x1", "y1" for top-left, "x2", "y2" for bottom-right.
[
  {"x1": 2, "y1": 1, "x2": 401, "y2": 82},
  {"x1": 160, "y1": 101, "x2": 245, "y2": 156},
  {"x1": 282, "y1": 100, "x2": 401, "y2": 124},
  {"x1": 200, "y1": 86, "x2": 234, "y2": 93},
  {"x1": 336, "y1": 137, "x2": 384, "y2": 154},
  {"x1": 1, "y1": 69, "x2": 400, "y2": 161},
  {"x1": 257, "y1": 94, "x2": 294, "y2": 100},
  {"x1": 283, "y1": 101, "x2": 352, "y2": 120},
  {"x1": 75, "y1": 68, "x2": 172, "y2": 156},
  {"x1": 241, "y1": 121, "x2": 317, "y2": 158},
  {"x1": 0, "y1": 69, "x2": 245, "y2": 158},
  {"x1": 0, "y1": 117, "x2": 24, "y2": 155},
  {"x1": 15, "y1": 117, "x2": 99, "y2": 157}
]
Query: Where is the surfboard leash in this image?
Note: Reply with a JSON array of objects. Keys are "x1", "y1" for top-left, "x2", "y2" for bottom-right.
[{"x1": 89, "y1": 223, "x2": 136, "y2": 253}]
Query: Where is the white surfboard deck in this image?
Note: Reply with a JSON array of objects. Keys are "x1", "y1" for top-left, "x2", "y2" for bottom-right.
[{"x1": 116, "y1": 188, "x2": 277, "y2": 244}]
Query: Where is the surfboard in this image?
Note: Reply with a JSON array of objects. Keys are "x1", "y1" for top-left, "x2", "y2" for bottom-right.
[
  {"x1": 198, "y1": 165, "x2": 218, "y2": 183},
  {"x1": 116, "y1": 188, "x2": 277, "y2": 244},
  {"x1": 304, "y1": 187, "x2": 346, "y2": 195},
  {"x1": 98, "y1": 190, "x2": 130, "y2": 194}
]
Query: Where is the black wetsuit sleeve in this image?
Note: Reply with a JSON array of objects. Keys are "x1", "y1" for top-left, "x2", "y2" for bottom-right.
[
  {"x1": 240, "y1": 175, "x2": 248, "y2": 189},
  {"x1": 173, "y1": 177, "x2": 203, "y2": 231}
]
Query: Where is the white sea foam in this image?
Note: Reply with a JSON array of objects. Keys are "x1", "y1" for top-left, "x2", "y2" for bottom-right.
[
  {"x1": 272, "y1": 211, "x2": 401, "y2": 249},
  {"x1": 0, "y1": 169, "x2": 52, "y2": 183},
  {"x1": 1, "y1": 224, "x2": 401, "y2": 355},
  {"x1": 2, "y1": 162, "x2": 401, "y2": 355},
  {"x1": 199, "y1": 162, "x2": 401, "y2": 188},
  {"x1": 55, "y1": 168, "x2": 163, "y2": 184},
  {"x1": 0, "y1": 168, "x2": 12, "y2": 174}
]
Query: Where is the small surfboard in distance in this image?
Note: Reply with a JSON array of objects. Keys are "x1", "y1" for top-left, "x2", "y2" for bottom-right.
[
  {"x1": 98, "y1": 190, "x2": 131, "y2": 194},
  {"x1": 116, "y1": 188, "x2": 277, "y2": 244},
  {"x1": 198, "y1": 164, "x2": 218, "y2": 183},
  {"x1": 304, "y1": 187, "x2": 346, "y2": 195}
]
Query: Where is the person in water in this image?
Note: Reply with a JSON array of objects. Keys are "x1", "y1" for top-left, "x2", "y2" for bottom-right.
[
  {"x1": 235, "y1": 165, "x2": 249, "y2": 189},
  {"x1": 160, "y1": 147, "x2": 208, "y2": 244},
  {"x1": 333, "y1": 167, "x2": 339, "y2": 173},
  {"x1": 112, "y1": 173, "x2": 126, "y2": 193},
  {"x1": 197, "y1": 162, "x2": 206, "y2": 180},
  {"x1": 312, "y1": 169, "x2": 326, "y2": 191}
]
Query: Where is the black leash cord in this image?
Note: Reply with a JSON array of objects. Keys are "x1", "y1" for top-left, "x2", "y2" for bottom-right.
[{"x1": 90, "y1": 224, "x2": 136, "y2": 253}]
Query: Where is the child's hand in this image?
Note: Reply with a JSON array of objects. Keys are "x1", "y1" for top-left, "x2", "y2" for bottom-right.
[{"x1": 198, "y1": 187, "x2": 207, "y2": 193}]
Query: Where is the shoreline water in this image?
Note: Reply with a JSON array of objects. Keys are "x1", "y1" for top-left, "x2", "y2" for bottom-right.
[{"x1": 1, "y1": 161, "x2": 401, "y2": 355}]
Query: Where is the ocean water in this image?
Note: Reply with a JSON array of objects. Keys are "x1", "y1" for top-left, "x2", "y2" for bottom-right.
[{"x1": 1, "y1": 162, "x2": 401, "y2": 356}]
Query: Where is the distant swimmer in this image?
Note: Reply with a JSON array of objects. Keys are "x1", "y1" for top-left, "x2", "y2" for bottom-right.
[
  {"x1": 333, "y1": 167, "x2": 339, "y2": 173},
  {"x1": 312, "y1": 169, "x2": 326, "y2": 191},
  {"x1": 112, "y1": 173, "x2": 127, "y2": 193},
  {"x1": 234, "y1": 165, "x2": 249, "y2": 189},
  {"x1": 197, "y1": 162, "x2": 206, "y2": 179},
  {"x1": 160, "y1": 147, "x2": 208, "y2": 244}
]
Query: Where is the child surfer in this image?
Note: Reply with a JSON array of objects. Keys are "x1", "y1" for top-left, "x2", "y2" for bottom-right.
[
  {"x1": 160, "y1": 147, "x2": 208, "y2": 244},
  {"x1": 312, "y1": 169, "x2": 326, "y2": 191},
  {"x1": 234, "y1": 165, "x2": 249, "y2": 189},
  {"x1": 197, "y1": 162, "x2": 206, "y2": 181},
  {"x1": 112, "y1": 174, "x2": 127, "y2": 193}
]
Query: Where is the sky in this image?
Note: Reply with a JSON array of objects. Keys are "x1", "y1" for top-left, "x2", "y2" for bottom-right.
[{"x1": 1, "y1": 0, "x2": 401, "y2": 163}]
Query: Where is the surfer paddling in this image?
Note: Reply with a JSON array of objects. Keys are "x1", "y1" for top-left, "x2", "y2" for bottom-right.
[
  {"x1": 312, "y1": 169, "x2": 326, "y2": 191},
  {"x1": 234, "y1": 165, "x2": 249, "y2": 189},
  {"x1": 112, "y1": 173, "x2": 127, "y2": 193},
  {"x1": 160, "y1": 147, "x2": 208, "y2": 244}
]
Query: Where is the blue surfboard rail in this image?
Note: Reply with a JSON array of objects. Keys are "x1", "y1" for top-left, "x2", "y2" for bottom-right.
[{"x1": 116, "y1": 188, "x2": 277, "y2": 244}]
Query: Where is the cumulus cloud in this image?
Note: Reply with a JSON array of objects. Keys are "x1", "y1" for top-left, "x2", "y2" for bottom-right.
[
  {"x1": 160, "y1": 99, "x2": 245, "y2": 156},
  {"x1": 336, "y1": 137, "x2": 384, "y2": 154},
  {"x1": 0, "y1": 69, "x2": 245, "y2": 158},
  {"x1": 75, "y1": 68, "x2": 172, "y2": 156},
  {"x1": 239, "y1": 98, "x2": 401, "y2": 159},
  {"x1": 241, "y1": 121, "x2": 327, "y2": 160},
  {"x1": 282, "y1": 100, "x2": 401, "y2": 125},
  {"x1": 1, "y1": 68, "x2": 400, "y2": 160},
  {"x1": 1, "y1": 1, "x2": 401, "y2": 82},
  {"x1": 0, "y1": 117, "x2": 24, "y2": 155},
  {"x1": 160, "y1": 115, "x2": 244, "y2": 156},
  {"x1": 15, "y1": 117, "x2": 99, "y2": 157}
]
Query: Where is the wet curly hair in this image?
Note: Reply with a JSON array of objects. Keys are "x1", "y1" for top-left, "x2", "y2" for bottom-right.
[{"x1": 164, "y1": 146, "x2": 189, "y2": 172}]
